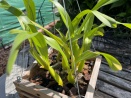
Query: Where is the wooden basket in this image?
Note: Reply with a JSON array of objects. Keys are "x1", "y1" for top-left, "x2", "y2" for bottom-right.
[{"x1": 14, "y1": 56, "x2": 102, "y2": 98}]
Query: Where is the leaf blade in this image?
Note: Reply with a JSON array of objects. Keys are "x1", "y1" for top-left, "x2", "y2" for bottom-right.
[{"x1": 6, "y1": 32, "x2": 39, "y2": 75}]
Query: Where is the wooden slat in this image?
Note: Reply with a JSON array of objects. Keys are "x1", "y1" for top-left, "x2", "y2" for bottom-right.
[
  {"x1": 14, "y1": 79, "x2": 70, "y2": 98},
  {"x1": 16, "y1": 88, "x2": 39, "y2": 98},
  {"x1": 100, "y1": 63, "x2": 131, "y2": 81},
  {"x1": 85, "y1": 56, "x2": 102, "y2": 98},
  {"x1": 94, "y1": 90, "x2": 114, "y2": 98},
  {"x1": 96, "y1": 80, "x2": 131, "y2": 98},
  {"x1": 98, "y1": 71, "x2": 131, "y2": 92}
]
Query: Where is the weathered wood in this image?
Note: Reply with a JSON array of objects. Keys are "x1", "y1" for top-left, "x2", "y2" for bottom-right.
[
  {"x1": 85, "y1": 56, "x2": 102, "y2": 98},
  {"x1": 98, "y1": 71, "x2": 131, "y2": 92},
  {"x1": 100, "y1": 63, "x2": 131, "y2": 81},
  {"x1": 123, "y1": 68, "x2": 131, "y2": 73},
  {"x1": 14, "y1": 79, "x2": 70, "y2": 98},
  {"x1": 94, "y1": 90, "x2": 114, "y2": 98},
  {"x1": 96, "y1": 80, "x2": 131, "y2": 98}
]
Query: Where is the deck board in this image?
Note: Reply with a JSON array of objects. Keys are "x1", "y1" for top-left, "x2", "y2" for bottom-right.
[{"x1": 94, "y1": 63, "x2": 131, "y2": 98}]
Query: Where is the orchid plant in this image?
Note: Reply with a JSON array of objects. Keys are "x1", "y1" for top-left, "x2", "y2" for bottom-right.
[{"x1": 0, "y1": 0, "x2": 131, "y2": 86}]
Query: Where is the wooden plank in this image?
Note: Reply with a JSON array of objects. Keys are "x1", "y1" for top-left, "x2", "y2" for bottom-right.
[
  {"x1": 14, "y1": 82, "x2": 51, "y2": 98},
  {"x1": 14, "y1": 79, "x2": 70, "y2": 98},
  {"x1": 94, "y1": 90, "x2": 114, "y2": 98},
  {"x1": 96, "y1": 80, "x2": 131, "y2": 98},
  {"x1": 16, "y1": 88, "x2": 39, "y2": 98},
  {"x1": 98, "y1": 71, "x2": 131, "y2": 92},
  {"x1": 85, "y1": 56, "x2": 102, "y2": 98},
  {"x1": 100, "y1": 63, "x2": 131, "y2": 81},
  {"x1": 123, "y1": 68, "x2": 131, "y2": 73}
]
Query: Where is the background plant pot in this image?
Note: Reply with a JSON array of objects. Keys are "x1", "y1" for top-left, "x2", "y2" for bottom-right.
[{"x1": 13, "y1": 56, "x2": 102, "y2": 98}]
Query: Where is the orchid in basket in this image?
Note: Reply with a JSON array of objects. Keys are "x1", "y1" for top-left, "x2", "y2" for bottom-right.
[{"x1": 1, "y1": 0, "x2": 131, "y2": 87}]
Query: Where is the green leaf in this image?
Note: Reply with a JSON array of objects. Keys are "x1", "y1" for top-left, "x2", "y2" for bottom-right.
[
  {"x1": 10, "y1": 29, "x2": 26, "y2": 34},
  {"x1": 6, "y1": 32, "x2": 39, "y2": 75},
  {"x1": 119, "y1": 23, "x2": 131, "y2": 29},
  {"x1": 82, "y1": 26, "x2": 104, "y2": 50},
  {"x1": 92, "y1": 11, "x2": 117, "y2": 28},
  {"x1": 30, "y1": 48, "x2": 63, "y2": 86},
  {"x1": 31, "y1": 21, "x2": 70, "y2": 54},
  {"x1": 76, "y1": 13, "x2": 92, "y2": 35},
  {"x1": 77, "y1": 60, "x2": 85, "y2": 72},
  {"x1": 56, "y1": 29, "x2": 67, "y2": 42},
  {"x1": 67, "y1": 71, "x2": 75, "y2": 84},
  {"x1": 71, "y1": 34, "x2": 83, "y2": 42},
  {"x1": 30, "y1": 48, "x2": 49, "y2": 70},
  {"x1": 98, "y1": 52, "x2": 122, "y2": 71},
  {"x1": 76, "y1": 51, "x2": 98, "y2": 63},
  {"x1": 71, "y1": 42, "x2": 80, "y2": 59},
  {"x1": 84, "y1": 14, "x2": 94, "y2": 33},
  {"x1": 32, "y1": 33, "x2": 49, "y2": 64},
  {"x1": 31, "y1": 21, "x2": 65, "y2": 44},
  {"x1": 50, "y1": 0, "x2": 74, "y2": 37},
  {"x1": 72, "y1": 9, "x2": 91, "y2": 31},
  {"x1": 93, "y1": 0, "x2": 119, "y2": 10},
  {"x1": 18, "y1": 16, "x2": 31, "y2": 25},
  {"x1": 102, "y1": 0, "x2": 119, "y2": 7},
  {"x1": 48, "y1": 66, "x2": 63, "y2": 86},
  {"x1": 44, "y1": 36, "x2": 70, "y2": 70},
  {"x1": 94, "y1": 12, "x2": 117, "y2": 28},
  {"x1": 92, "y1": 11, "x2": 112, "y2": 27},
  {"x1": 23, "y1": 0, "x2": 36, "y2": 21},
  {"x1": 0, "y1": 1, "x2": 23, "y2": 16}
]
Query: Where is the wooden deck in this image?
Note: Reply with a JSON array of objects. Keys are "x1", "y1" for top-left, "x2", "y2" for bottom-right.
[{"x1": 94, "y1": 62, "x2": 131, "y2": 98}]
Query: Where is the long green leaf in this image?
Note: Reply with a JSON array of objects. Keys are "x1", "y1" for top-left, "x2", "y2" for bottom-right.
[
  {"x1": 44, "y1": 36, "x2": 70, "y2": 70},
  {"x1": 118, "y1": 23, "x2": 131, "y2": 29},
  {"x1": 84, "y1": 14, "x2": 94, "y2": 33},
  {"x1": 76, "y1": 14, "x2": 91, "y2": 35},
  {"x1": 23, "y1": 0, "x2": 36, "y2": 21},
  {"x1": 6, "y1": 32, "x2": 39, "y2": 75},
  {"x1": 31, "y1": 21, "x2": 70, "y2": 54},
  {"x1": 77, "y1": 60, "x2": 85, "y2": 72},
  {"x1": 92, "y1": 11, "x2": 112, "y2": 27},
  {"x1": 56, "y1": 29, "x2": 67, "y2": 42},
  {"x1": 98, "y1": 52, "x2": 122, "y2": 71},
  {"x1": 32, "y1": 33, "x2": 49, "y2": 64},
  {"x1": 30, "y1": 48, "x2": 49, "y2": 70},
  {"x1": 10, "y1": 29, "x2": 27, "y2": 34},
  {"x1": 81, "y1": 25, "x2": 104, "y2": 51},
  {"x1": 72, "y1": 9, "x2": 91, "y2": 31},
  {"x1": 48, "y1": 66, "x2": 63, "y2": 86},
  {"x1": 30, "y1": 48, "x2": 63, "y2": 86},
  {"x1": 92, "y1": 10, "x2": 117, "y2": 28},
  {"x1": 0, "y1": 0, "x2": 23, "y2": 16},
  {"x1": 50, "y1": 0, "x2": 74, "y2": 37},
  {"x1": 83, "y1": 27, "x2": 99, "y2": 50},
  {"x1": 102, "y1": 0, "x2": 119, "y2": 7},
  {"x1": 0, "y1": 0, "x2": 36, "y2": 31},
  {"x1": 76, "y1": 51, "x2": 98, "y2": 63},
  {"x1": 71, "y1": 34, "x2": 83, "y2": 42},
  {"x1": 67, "y1": 71, "x2": 75, "y2": 84},
  {"x1": 92, "y1": 0, "x2": 118, "y2": 10}
]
